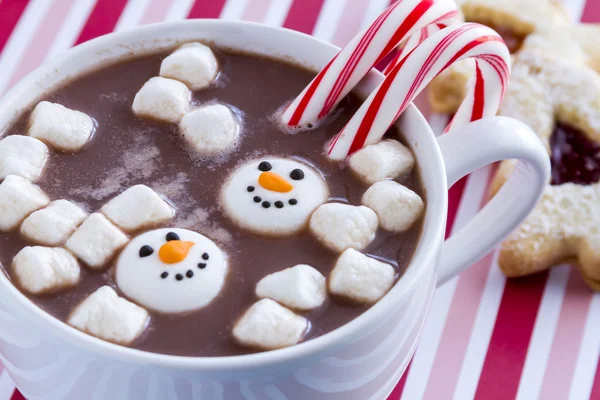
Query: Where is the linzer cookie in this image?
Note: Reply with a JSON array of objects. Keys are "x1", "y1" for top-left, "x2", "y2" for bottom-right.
[
  {"x1": 427, "y1": 0, "x2": 600, "y2": 114},
  {"x1": 490, "y1": 49, "x2": 600, "y2": 289}
]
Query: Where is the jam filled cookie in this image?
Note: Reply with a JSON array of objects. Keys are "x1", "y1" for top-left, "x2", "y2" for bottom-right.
[
  {"x1": 428, "y1": 0, "x2": 600, "y2": 114},
  {"x1": 490, "y1": 50, "x2": 600, "y2": 289}
]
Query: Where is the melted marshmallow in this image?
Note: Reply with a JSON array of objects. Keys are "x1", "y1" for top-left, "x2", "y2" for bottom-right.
[
  {"x1": 115, "y1": 228, "x2": 227, "y2": 314},
  {"x1": 221, "y1": 158, "x2": 329, "y2": 237}
]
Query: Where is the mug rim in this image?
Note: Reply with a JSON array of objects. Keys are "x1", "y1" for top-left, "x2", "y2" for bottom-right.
[{"x1": 0, "y1": 19, "x2": 448, "y2": 370}]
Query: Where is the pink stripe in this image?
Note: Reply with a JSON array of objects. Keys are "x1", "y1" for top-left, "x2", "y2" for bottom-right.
[
  {"x1": 538, "y1": 271, "x2": 594, "y2": 399},
  {"x1": 423, "y1": 253, "x2": 495, "y2": 399},
  {"x1": 331, "y1": 0, "x2": 370, "y2": 47},
  {"x1": 7, "y1": 0, "x2": 77, "y2": 88},
  {"x1": 140, "y1": 0, "x2": 177, "y2": 25},
  {"x1": 241, "y1": 0, "x2": 271, "y2": 22}
]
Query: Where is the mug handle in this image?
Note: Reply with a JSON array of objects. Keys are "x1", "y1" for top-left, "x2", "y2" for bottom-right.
[{"x1": 435, "y1": 116, "x2": 550, "y2": 286}]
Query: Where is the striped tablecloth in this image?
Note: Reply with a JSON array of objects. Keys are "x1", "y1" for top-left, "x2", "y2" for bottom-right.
[{"x1": 0, "y1": 0, "x2": 599, "y2": 399}]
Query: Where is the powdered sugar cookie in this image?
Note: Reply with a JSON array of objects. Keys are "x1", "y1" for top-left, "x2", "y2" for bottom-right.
[
  {"x1": 428, "y1": 0, "x2": 600, "y2": 113},
  {"x1": 490, "y1": 50, "x2": 600, "y2": 289}
]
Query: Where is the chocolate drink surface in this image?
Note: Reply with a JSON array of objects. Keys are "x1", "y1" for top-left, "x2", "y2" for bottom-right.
[{"x1": 0, "y1": 48, "x2": 425, "y2": 357}]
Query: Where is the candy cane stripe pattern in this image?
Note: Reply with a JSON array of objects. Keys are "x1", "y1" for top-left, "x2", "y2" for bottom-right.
[
  {"x1": 326, "y1": 23, "x2": 510, "y2": 160},
  {"x1": 281, "y1": 0, "x2": 460, "y2": 128}
]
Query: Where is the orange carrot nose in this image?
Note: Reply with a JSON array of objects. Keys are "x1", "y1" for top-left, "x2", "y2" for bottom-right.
[
  {"x1": 158, "y1": 241, "x2": 195, "y2": 264},
  {"x1": 258, "y1": 172, "x2": 293, "y2": 193}
]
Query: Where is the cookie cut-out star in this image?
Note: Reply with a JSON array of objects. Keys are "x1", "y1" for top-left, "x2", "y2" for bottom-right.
[{"x1": 489, "y1": 50, "x2": 600, "y2": 289}]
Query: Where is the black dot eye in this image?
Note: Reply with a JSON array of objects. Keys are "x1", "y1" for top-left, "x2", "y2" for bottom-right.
[
  {"x1": 258, "y1": 161, "x2": 272, "y2": 171},
  {"x1": 202, "y1": 253, "x2": 209, "y2": 260},
  {"x1": 166, "y1": 232, "x2": 179, "y2": 241},
  {"x1": 139, "y1": 245, "x2": 154, "y2": 257},
  {"x1": 290, "y1": 169, "x2": 304, "y2": 180}
]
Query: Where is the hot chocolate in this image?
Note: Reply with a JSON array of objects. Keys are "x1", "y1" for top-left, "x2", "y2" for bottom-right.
[{"x1": 0, "y1": 45, "x2": 426, "y2": 356}]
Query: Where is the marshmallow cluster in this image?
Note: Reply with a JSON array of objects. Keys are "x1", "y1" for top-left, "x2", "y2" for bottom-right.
[
  {"x1": 0, "y1": 136, "x2": 48, "y2": 181},
  {"x1": 362, "y1": 181, "x2": 424, "y2": 232},
  {"x1": 101, "y1": 185, "x2": 173, "y2": 232},
  {"x1": 132, "y1": 77, "x2": 190, "y2": 123},
  {"x1": 0, "y1": 175, "x2": 49, "y2": 231},
  {"x1": 160, "y1": 43, "x2": 219, "y2": 90},
  {"x1": 329, "y1": 249, "x2": 396, "y2": 304},
  {"x1": 179, "y1": 104, "x2": 239, "y2": 154},
  {"x1": 256, "y1": 264, "x2": 326, "y2": 311},
  {"x1": 13, "y1": 246, "x2": 80, "y2": 295},
  {"x1": 65, "y1": 213, "x2": 128, "y2": 269},
  {"x1": 28, "y1": 101, "x2": 94, "y2": 152},
  {"x1": 309, "y1": 203, "x2": 378, "y2": 253},
  {"x1": 116, "y1": 228, "x2": 228, "y2": 314},
  {"x1": 348, "y1": 139, "x2": 414, "y2": 185},
  {"x1": 233, "y1": 298, "x2": 308, "y2": 350},
  {"x1": 21, "y1": 200, "x2": 87, "y2": 246},
  {"x1": 68, "y1": 286, "x2": 149, "y2": 345}
]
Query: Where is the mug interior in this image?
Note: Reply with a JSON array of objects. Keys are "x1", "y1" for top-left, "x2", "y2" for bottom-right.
[{"x1": 0, "y1": 20, "x2": 447, "y2": 369}]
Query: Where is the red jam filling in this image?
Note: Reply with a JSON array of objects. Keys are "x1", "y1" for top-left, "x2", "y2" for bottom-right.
[
  {"x1": 550, "y1": 123, "x2": 600, "y2": 185},
  {"x1": 479, "y1": 23, "x2": 525, "y2": 54}
]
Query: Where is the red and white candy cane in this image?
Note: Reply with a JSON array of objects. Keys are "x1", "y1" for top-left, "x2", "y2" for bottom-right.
[
  {"x1": 326, "y1": 23, "x2": 511, "y2": 160},
  {"x1": 382, "y1": 23, "x2": 441, "y2": 75},
  {"x1": 281, "y1": 0, "x2": 460, "y2": 127}
]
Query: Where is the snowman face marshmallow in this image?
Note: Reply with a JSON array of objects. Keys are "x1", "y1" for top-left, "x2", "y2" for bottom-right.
[
  {"x1": 221, "y1": 158, "x2": 329, "y2": 236},
  {"x1": 115, "y1": 228, "x2": 227, "y2": 314}
]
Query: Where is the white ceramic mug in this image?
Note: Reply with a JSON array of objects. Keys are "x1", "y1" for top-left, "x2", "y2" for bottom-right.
[{"x1": 0, "y1": 20, "x2": 549, "y2": 400}]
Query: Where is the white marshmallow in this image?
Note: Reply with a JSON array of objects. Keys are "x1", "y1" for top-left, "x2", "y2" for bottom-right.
[
  {"x1": 179, "y1": 104, "x2": 239, "y2": 154},
  {"x1": 233, "y1": 299, "x2": 308, "y2": 350},
  {"x1": 28, "y1": 101, "x2": 94, "y2": 152},
  {"x1": 116, "y1": 228, "x2": 228, "y2": 314},
  {"x1": 160, "y1": 42, "x2": 219, "y2": 90},
  {"x1": 68, "y1": 286, "x2": 148, "y2": 345},
  {"x1": 221, "y1": 158, "x2": 329, "y2": 237},
  {"x1": 361, "y1": 181, "x2": 424, "y2": 232},
  {"x1": 309, "y1": 203, "x2": 378, "y2": 253},
  {"x1": 256, "y1": 264, "x2": 326, "y2": 311},
  {"x1": 0, "y1": 175, "x2": 49, "y2": 231},
  {"x1": 21, "y1": 200, "x2": 87, "y2": 246},
  {"x1": 0, "y1": 135, "x2": 49, "y2": 181},
  {"x1": 348, "y1": 139, "x2": 414, "y2": 185},
  {"x1": 13, "y1": 246, "x2": 80, "y2": 295},
  {"x1": 132, "y1": 77, "x2": 190, "y2": 123},
  {"x1": 65, "y1": 213, "x2": 128, "y2": 269},
  {"x1": 329, "y1": 248, "x2": 396, "y2": 304},
  {"x1": 101, "y1": 185, "x2": 174, "y2": 232}
]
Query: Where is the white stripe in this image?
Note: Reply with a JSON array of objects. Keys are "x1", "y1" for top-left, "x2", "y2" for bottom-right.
[
  {"x1": 0, "y1": 0, "x2": 56, "y2": 94},
  {"x1": 263, "y1": 0, "x2": 293, "y2": 26},
  {"x1": 401, "y1": 167, "x2": 490, "y2": 400},
  {"x1": 312, "y1": 0, "x2": 346, "y2": 41},
  {"x1": 453, "y1": 254, "x2": 506, "y2": 400},
  {"x1": 113, "y1": 0, "x2": 152, "y2": 32},
  {"x1": 361, "y1": 0, "x2": 391, "y2": 28},
  {"x1": 165, "y1": 0, "x2": 196, "y2": 21},
  {"x1": 513, "y1": 266, "x2": 569, "y2": 400},
  {"x1": 220, "y1": 0, "x2": 249, "y2": 20},
  {"x1": 46, "y1": 0, "x2": 98, "y2": 59},
  {"x1": 428, "y1": 113, "x2": 449, "y2": 136},
  {"x1": 0, "y1": 372, "x2": 16, "y2": 399},
  {"x1": 569, "y1": 293, "x2": 600, "y2": 400},
  {"x1": 563, "y1": 0, "x2": 587, "y2": 21}
]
